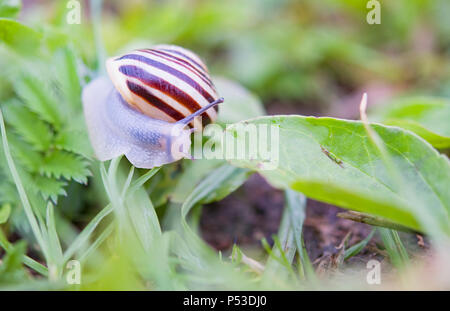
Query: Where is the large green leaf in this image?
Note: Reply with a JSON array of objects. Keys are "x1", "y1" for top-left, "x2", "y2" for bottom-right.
[
  {"x1": 370, "y1": 97, "x2": 450, "y2": 149},
  {"x1": 226, "y1": 116, "x2": 450, "y2": 236},
  {"x1": 0, "y1": 18, "x2": 41, "y2": 54}
]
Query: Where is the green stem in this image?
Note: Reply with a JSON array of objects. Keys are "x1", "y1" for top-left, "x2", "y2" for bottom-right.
[{"x1": 337, "y1": 211, "x2": 415, "y2": 233}]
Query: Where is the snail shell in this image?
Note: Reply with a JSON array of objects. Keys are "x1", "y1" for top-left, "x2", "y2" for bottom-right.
[
  {"x1": 82, "y1": 45, "x2": 222, "y2": 169},
  {"x1": 106, "y1": 44, "x2": 219, "y2": 129}
]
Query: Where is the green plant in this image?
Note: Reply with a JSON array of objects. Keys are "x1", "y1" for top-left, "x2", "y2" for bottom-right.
[{"x1": 0, "y1": 0, "x2": 449, "y2": 291}]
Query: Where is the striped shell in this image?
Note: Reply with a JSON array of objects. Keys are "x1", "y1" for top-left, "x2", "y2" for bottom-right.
[
  {"x1": 82, "y1": 44, "x2": 223, "y2": 169},
  {"x1": 106, "y1": 44, "x2": 219, "y2": 129}
]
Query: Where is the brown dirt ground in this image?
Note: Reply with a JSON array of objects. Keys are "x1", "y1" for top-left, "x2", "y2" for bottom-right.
[{"x1": 201, "y1": 174, "x2": 380, "y2": 262}]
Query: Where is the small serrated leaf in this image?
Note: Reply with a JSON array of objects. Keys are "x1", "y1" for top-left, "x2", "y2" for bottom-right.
[
  {"x1": 55, "y1": 129, "x2": 93, "y2": 158},
  {"x1": 14, "y1": 75, "x2": 63, "y2": 129},
  {"x1": 3, "y1": 100, "x2": 52, "y2": 151},
  {"x1": 6, "y1": 132, "x2": 42, "y2": 172},
  {"x1": 34, "y1": 175, "x2": 67, "y2": 204},
  {"x1": 41, "y1": 150, "x2": 90, "y2": 184}
]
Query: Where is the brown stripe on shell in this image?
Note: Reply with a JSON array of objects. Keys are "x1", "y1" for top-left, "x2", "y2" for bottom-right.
[
  {"x1": 125, "y1": 80, "x2": 187, "y2": 122},
  {"x1": 119, "y1": 65, "x2": 213, "y2": 124},
  {"x1": 116, "y1": 54, "x2": 217, "y2": 105}
]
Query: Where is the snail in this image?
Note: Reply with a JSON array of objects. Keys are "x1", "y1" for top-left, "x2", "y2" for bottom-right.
[{"x1": 82, "y1": 44, "x2": 223, "y2": 169}]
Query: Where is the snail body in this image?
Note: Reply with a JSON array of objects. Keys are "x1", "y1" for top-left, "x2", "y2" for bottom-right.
[{"x1": 82, "y1": 45, "x2": 223, "y2": 168}]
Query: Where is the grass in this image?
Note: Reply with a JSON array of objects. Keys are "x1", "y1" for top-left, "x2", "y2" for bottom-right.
[{"x1": 0, "y1": 0, "x2": 449, "y2": 291}]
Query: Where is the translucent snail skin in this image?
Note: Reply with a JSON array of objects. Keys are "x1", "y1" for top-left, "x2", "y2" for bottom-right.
[{"x1": 82, "y1": 45, "x2": 223, "y2": 168}]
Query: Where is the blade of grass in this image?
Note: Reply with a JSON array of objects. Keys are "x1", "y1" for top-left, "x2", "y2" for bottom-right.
[
  {"x1": 180, "y1": 165, "x2": 245, "y2": 257},
  {"x1": 78, "y1": 222, "x2": 114, "y2": 263},
  {"x1": 0, "y1": 108, "x2": 49, "y2": 262},
  {"x1": 230, "y1": 244, "x2": 264, "y2": 275},
  {"x1": 262, "y1": 212, "x2": 296, "y2": 279},
  {"x1": 127, "y1": 167, "x2": 161, "y2": 196},
  {"x1": 99, "y1": 162, "x2": 112, "y2": 199},
  {"x1": 101, "y1": 158, "x2": 129, "y2": 236},
  {"x1": 101, "y1": 158, "x2": 162, "y2": 256},
  {"x1": 62, "y1": 204, "x2": 113, "y2": 263},
  {"x1": 22, "y1": 255, "x2": 48, "y2": 277},
  {"x1": 230, "y1": 244, "x2": 242, "y2": 264},
  {"x1": 344, "y1": 228, "x2": 376, "y2": 260},
  {"x1": 262, "y1": 229, "x2": 298, "y2": 286},
  {"x1": 172, "y1": 164, "x2": 261, "y2": 290},
  {"x1": 261, "y1": 236, "x2": 298, "y2": 289},
  {"x1": 45, "y1": 201, "x2": 63, "y2": 279},
  {"x1": 263, "y1": 191, "x2": 306, "y2": 285},
  {"x1": 107, "y1": 157, "x2": 121, "y2": 200},
  {"x1": 120, "y1": 166, "x2": 134, "y2": 198},
  {"x1": 298, "y1": 238, "x2": 315, "y2": 281},
  {"x1": 261, "y1": 238, "x2": 285, "y2": 267},
  {"x1": 379, "y1": 228, "x2": 409, "y2": 268},
  {"x1": 262, "y1": 190, "x2": 316, "y2": 286},
  {"x1": 265, "y1": 190, "x2": 315, "y2": 283},
  {"x1": 391, "y1": 230, "x2": 409, "y2": 262},
  {"x1": 285, "y1": 190, "x2": 315, "y2": 280},
  {"x1": 273, "y1": 236, "x2": 296, "y2": 276},
  {"x1": 125, "y1": 184, "x2": 161, "y2": 252}
]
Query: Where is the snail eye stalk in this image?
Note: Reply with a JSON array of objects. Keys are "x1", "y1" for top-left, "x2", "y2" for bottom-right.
[{"x1": 178, "y1": 97, "x2": 224, "y2": 125}]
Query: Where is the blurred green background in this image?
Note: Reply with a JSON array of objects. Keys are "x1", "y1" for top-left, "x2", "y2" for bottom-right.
[{"x1": 12, "y1": 0, "x2": 450, "y2": 116}]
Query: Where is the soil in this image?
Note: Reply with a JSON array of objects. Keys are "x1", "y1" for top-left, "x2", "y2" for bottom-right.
[{"x1": 200, "y1": 173, "x2": 379, "y2": 264}]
